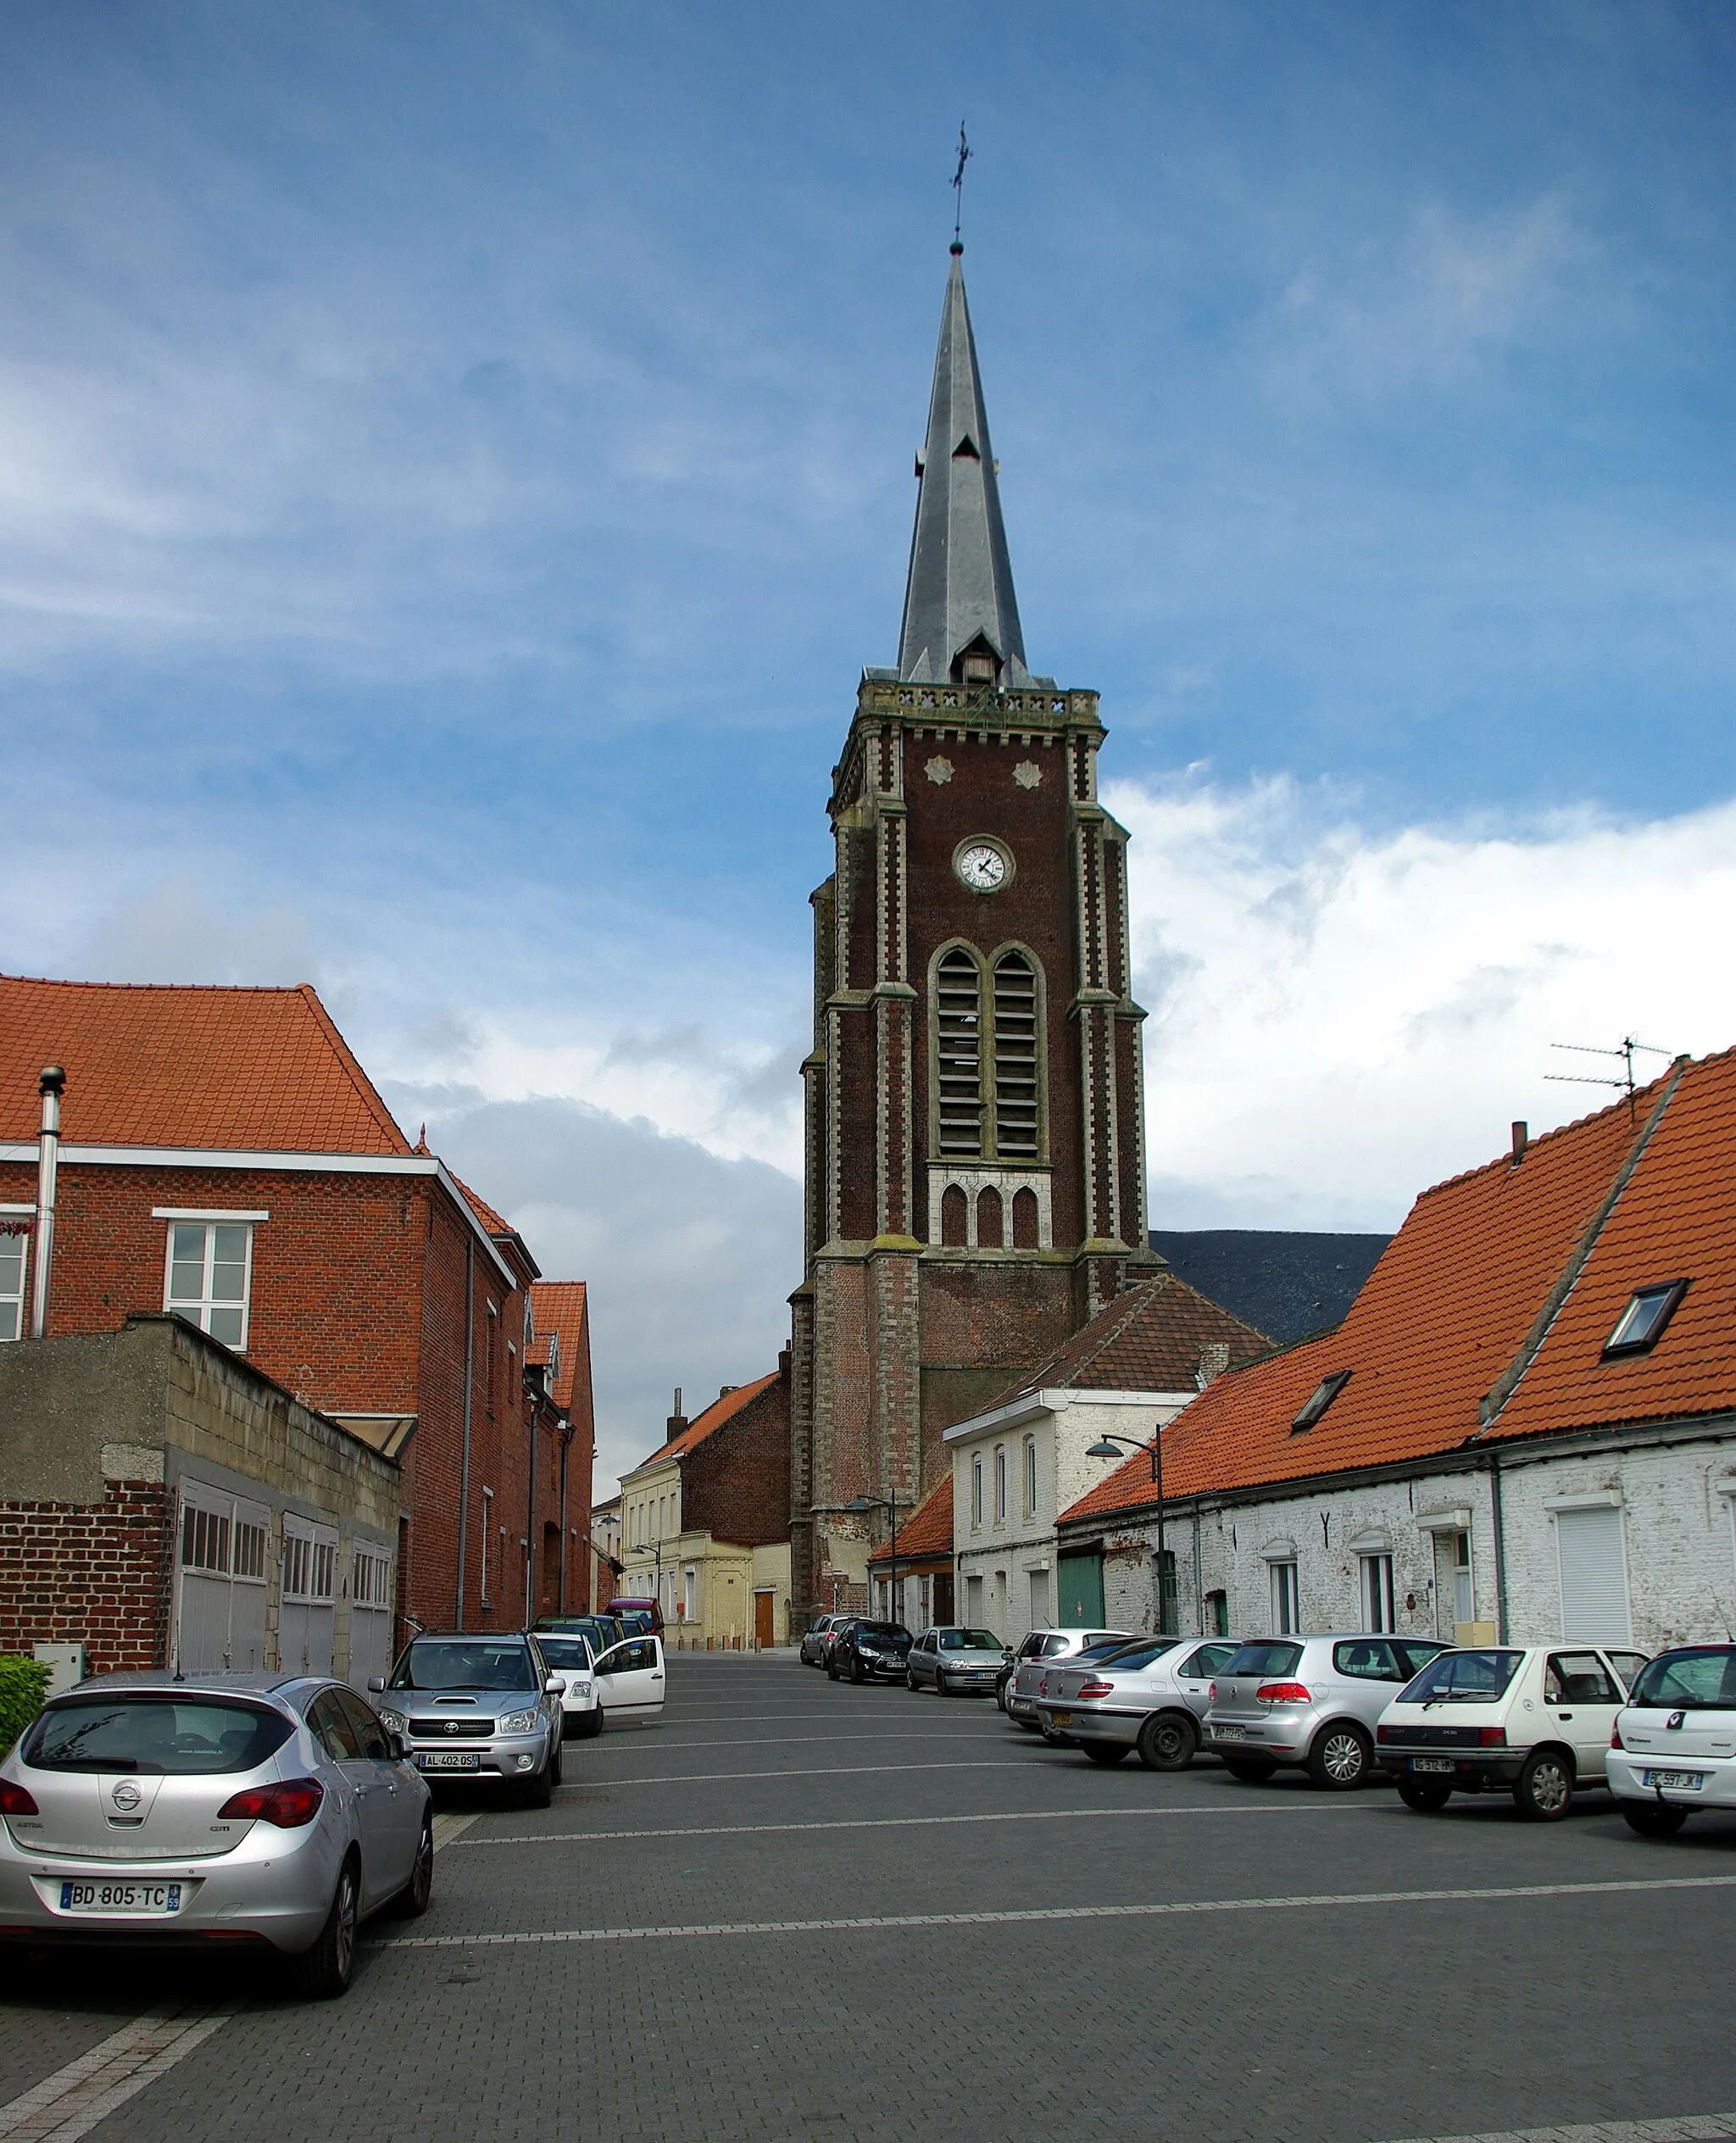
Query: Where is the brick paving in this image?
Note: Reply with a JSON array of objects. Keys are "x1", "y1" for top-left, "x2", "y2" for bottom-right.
[{"x1": 2, "y1": 1653, "x2": 1734, "y2": 2140}]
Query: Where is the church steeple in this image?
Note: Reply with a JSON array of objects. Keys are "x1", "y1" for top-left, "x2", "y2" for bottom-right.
[{"x1": 896, "y1": 246, "x2": 1034, "y2": 688}]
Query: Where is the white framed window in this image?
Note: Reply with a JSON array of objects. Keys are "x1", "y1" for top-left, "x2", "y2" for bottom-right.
[
  {"x1": 353, "y1": 1545, "x2": 392, "y2": 1608},
  {"x1": 1023, "y1": 1437, "x2": 1038, "y2": 1519},
  {"x1": 1361, "y1": 1553, "x2": 1396, "y2": 1633},
  {"x1": 971, "y1": 1456, "x2": 983, "y2": 1528},
  {"x1": 0, "y1": 1216, "x2": 30, "y2": 1342},
  {"x1": 164, "y1": 1221, "x2": 254, "y2": 1350},
  {"x1": 1271, "y1": 1561, "x2": 1300, "y2": 1634},
  {"x1": 683, "y1": 1567, "x2": 697, "y2": 1620},
  {"x1": 993, "y1": 1446, "x2": 1006, "y2": 1523},
  {"x1": 1450, "y1": 1531, "x2": 1473, "y2": 1627}
]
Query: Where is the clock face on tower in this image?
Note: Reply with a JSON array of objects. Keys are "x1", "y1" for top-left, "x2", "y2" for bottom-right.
[{"x1": 954, "y1": 838, "x2": 1012, "y2": 893}]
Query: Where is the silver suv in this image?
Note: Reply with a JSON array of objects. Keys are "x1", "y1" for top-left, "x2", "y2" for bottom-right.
[
  {"x1": 373, "y1": 1633, "x2": 565, "y2": 1807},
  {"x1": 1204, "y1": 1634, "x2": 1449, "y2": 1790}
]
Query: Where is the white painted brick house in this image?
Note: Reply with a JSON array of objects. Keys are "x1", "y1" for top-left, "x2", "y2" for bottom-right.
[{"x1": 1061, "y1": 1054, "x2": 1736, "y2": 1655}]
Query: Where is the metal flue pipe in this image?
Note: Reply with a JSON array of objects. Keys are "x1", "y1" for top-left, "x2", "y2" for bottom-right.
[{"x1": 29, "y1": 1066, "x2": 65, "y2": 1339}]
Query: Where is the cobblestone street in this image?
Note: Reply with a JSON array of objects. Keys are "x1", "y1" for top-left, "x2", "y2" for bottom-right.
[{"x1": 1, "y1": 1653, "x2": 1733, "y2": 2142}]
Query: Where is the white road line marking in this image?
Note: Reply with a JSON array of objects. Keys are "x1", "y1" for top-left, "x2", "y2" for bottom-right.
[
  {"x1": 0, "y1": 2006, "x2": 234, "y2": 2142},
  {"x1": 555, "y1": 1757, "x2": 1042, "y2": 1789},
  {"x1": 431, "y1": 1812, "x2": 481, "y2": 1850},
  {"x1": 1385, "y1": 2118, "x2": 1736, "y2": 2143},
  {"x1": 580, "y1": 1730, "x2": 1004, "y2": 1754},
  {"x1": 458, "y1": 1802, "x2": 1389, "y2": 1846},
  {"x1": 372, "y1": 1872, "x2": 1736, "y2": 1951}
]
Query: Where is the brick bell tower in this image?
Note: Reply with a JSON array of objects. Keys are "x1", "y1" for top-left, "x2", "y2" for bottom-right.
[{"x1": 788, "y1": 243, "x2": 1159, "y2": 1619}]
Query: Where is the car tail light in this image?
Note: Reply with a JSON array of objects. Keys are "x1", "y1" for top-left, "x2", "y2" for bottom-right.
[
  {"x1": 1255, "y1": 1682, "x2": 1310, "y2": 1706},
  {"x1": 1208, "y1": 1682, "x2": 1218, "y2": 1702},
  {"x1": 1477, "y1": 1727, "x2": 1506, "y2": 1748},
  {"x1": 1077, "y1": 1680, "x2": 1115, "y2": 1699},
  {"x1": 1611, "y1": 1722, "x2": 1623, "y2": 1751},
  {"x1": 216, "y1": 1778, "x2": 325, "y2": 1828},
  {"x1": 0, "y1": 1780, "x2": 38, "y2": 1817},
  {"x1": 1377, "y1": 1726, "x2": 1394, "y2": 1745}
]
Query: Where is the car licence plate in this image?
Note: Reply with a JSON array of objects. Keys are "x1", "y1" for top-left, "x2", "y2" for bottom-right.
[
  {"x1": 1050, "y1": 1711, "x2": 1073, "y2": 1726},
  {"x1": 59, "y1": 1880, "x2": 184, "y2": 1916},
  {"x1": 1644, "y1": 1769, "x2": 1705, "y2": 1790},
  {"x1": 1214, "y1": 1724, "x2": 1245, "y2": 1740},
  {"x1": 1410, "y1": 1757, "x2": 1455, "y2": 1774},
  {"x1": 419, "y1": 1751, "x2": 482, "y2": 1771}
]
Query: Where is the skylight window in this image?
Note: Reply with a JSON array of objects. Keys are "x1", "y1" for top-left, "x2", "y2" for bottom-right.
[
  {"x1": 1603, "y1": 1280, "x2": 1689, "y2": 1359},
  {"x1": 1290, "y1": 1370, "x2": 1351, "y2": 1433}
]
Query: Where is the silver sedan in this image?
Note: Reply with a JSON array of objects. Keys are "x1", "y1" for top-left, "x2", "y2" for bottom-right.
[
  {"x1": 1030, "y1": 1637, "x2": 1240, "y2": 1768},
  {"x1": 0, "y1": 1670, "x2": 431, "y2": 1997}
]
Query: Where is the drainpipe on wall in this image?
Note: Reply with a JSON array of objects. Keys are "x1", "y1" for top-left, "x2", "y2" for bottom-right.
[
  {"x1": 29, "y1": 1066, "x2": 64, "y2": 1339},
  {"x1": 454, "y1": 1233, "x2": 476, "y2": 1631},
  {"x1": 1487, "y1": 1451, "x2": 1510, "y2": 1645}
]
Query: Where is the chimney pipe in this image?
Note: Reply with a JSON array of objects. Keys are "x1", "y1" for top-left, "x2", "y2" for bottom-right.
[
  {"x1": 30, "y1": 1066, "x2": 65, "y2": 1339},
  {"x1": 1510, "y1": 1120, "x2": 1528, "y2": 1166}
]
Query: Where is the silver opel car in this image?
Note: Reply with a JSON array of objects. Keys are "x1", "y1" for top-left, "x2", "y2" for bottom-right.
[
  {"x1": 1204, "y1": 1634, "x2": 1450, "y2": 1789},
  {"x1": 0, "y1": 1670, "x2": 432, "y2": 1997},
  {"x1": 371, "y1": 1631, "x2": 565, "y2": 1805}
]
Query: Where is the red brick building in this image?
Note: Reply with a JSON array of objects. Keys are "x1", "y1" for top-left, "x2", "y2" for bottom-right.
[
  {"x1": 529, "y1": 1279, "x2": 596, "y2": 1617},
  {"x1": 0, "y1": 976, "x2": 590, "y2": 1650}
]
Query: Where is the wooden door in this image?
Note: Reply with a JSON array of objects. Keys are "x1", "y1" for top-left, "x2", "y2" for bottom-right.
[{"x1": 754, "y1": 1590, "x2": 775, "y2": 1648}]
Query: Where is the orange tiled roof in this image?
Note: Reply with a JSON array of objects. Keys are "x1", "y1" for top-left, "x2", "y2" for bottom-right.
[
  {"x1": 1063, "y1": 1055, "x2": 1734, "y2": 1527},
  {"x1": 634, "y1": 1369, "x2": 780, "y2": 1469},
  {"x1": 448, "y1": 1169, "x2": 513, "y2": 1238},
  {"x1": 0, "y1": 976, "x2": 409, "y2": 1155},
  {"x1": 530, "y1": 1282, "x2": 591, "y2": 1414},
  {"x1": 871, "y1": 1471, "x2": 953, "y2": 1565},
  {"x1": 987, "y1": 1271, "x2": 1271, "y2": 1411}
]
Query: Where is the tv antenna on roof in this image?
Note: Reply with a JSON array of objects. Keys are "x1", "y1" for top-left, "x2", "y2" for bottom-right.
[{"x1": 1545, "y1": 1035, "x2": 1672, "y2": 1116}]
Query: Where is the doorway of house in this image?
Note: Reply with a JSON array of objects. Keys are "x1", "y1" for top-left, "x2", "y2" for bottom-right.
[{"x1": 754, "y1": 1589, "x2": 775, "y2": 1648}]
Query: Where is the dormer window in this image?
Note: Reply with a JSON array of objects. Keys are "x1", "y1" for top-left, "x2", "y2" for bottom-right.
[
  {"x1": 1603, "y1": 1280, "x2": 1689, "y2": 1358},
  {"x1": 1291, "y1": 1370, "x2": 1350, "y2": 1433}
]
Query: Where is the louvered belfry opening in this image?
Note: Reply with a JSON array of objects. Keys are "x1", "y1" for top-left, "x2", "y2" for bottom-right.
[
  {"x1": 992, "y1": 951, "x2": 1040, "y2": 1158},
  {"x1": 936, "y1": 946, "x2": 984, "y2": 1155}
]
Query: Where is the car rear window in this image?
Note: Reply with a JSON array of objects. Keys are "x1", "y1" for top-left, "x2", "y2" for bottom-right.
[
  {"x1": 854, "y1": 1623, "x2": 910, "y2": 1640},
  {"x1": 1222, "y1": 1642, "x2": 1304, "y2": 1678},
  {"x1": 391, "y1": 1641, "x2": 537, "y2": 1691},
  {"x1": 939, "y1": 1629, "x2": 1001, "y2": 1650},
  {"x1": 25, "y1": 1697, "x2": 294, "y2": 1776},
  {"x1": 1398, "y1": 1649, "x2": 1524, "y2": 1703},
  {"x1": 1631, "y1": 1647, "x2": 1736, "y2": 1711},
  {"x1": 1094, "y1": 1638, "x2": 1179, "y2": 1672}
]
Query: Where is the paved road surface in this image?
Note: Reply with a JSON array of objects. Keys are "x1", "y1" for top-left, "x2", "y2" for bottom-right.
[{"x1": 0, "y1": 1652, "x2": 1733, "y2": 2141}]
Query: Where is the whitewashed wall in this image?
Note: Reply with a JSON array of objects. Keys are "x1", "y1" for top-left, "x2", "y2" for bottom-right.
[{"x1": 1085, "y1": 1425, "x2": 1736, "y2": 1651}]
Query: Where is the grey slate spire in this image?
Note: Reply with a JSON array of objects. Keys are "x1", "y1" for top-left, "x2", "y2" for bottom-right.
[{"x1": 896, "y1": 246, "x2": 1036, "y2": 687}]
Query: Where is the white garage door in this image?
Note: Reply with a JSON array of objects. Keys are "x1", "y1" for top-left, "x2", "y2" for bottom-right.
[
  {"x1": 280, "y1": 1516, "x2": 338, "y2": 1675},
  {"x1": 1555, "y1": 1506, "x2": 1632, "y2": 1645},
  {"x1": 175, "y1": 1485, "x2": 270, "y2": 1673}
]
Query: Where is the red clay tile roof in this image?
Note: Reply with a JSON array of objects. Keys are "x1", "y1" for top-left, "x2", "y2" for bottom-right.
[
  {"x1": 448, "y1": 1169, "x2": 513, "y2": 1238},
  {"x1": 633, "y1": 1369, "x2": 781, "y2": 1470},
  {"x1": 1062, "y1": 1055, "x2": 1735, "y2": 1528},
  {"x1": 0, "y1": 976, "x2": 409, "y2": 1155},
  {"x1": 530, "y1": 1282, "x2": 591, "y2": 1414},
  {"x1": 871, "y1": 1471, "x2": 953, "y2": 1565},
  {"x1": 988, "y1": 1272, "x2": 1272, "y2": 1409}
]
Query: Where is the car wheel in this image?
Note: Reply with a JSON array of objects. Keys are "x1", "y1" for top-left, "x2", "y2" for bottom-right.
[
  {"x1": 1136, "y1": 1711, "x2": 1198, "y2": 1773},
  {"x1": 1622, "y1": 1801, "x2": 1689, "y2": 1839},
  {"x1": 520, "y1": 1753, "x2": 556, "y2": 1810},
  {"x1": 1307, "y1": 1721, "x2": 1373, "y2": 1790},
  {"x1": 938, "y1": 1671, "x2": 955, "y2": 1697},
  {"x1": 549, "y1": 1738, "x2": 564, "y2": 1790},
  {"x1": 576, "y1": 1706, "x2": 604, "y2": 1739},
  {"x1": 1082, "y1": 1742, "x2": 1131, "y2": 1766},
  {"x1": 1396, "y1": 1778, "x2": 1453, "y2": 1813},
  {"x1": 826, "y1": 1656, "x2": 840, "y2": 1681},
  {"x1": 850, "y1": 1656, "x2": 865, "y2": 1684},
  {"x1": 1513, "y1": 1747, "x2": 1573, "y2": 1822},
  {"x1": 1222, "y1": 1756, "x2": 1279, "y2": 1784},
  {"x1": 996, "y1": 1681, "x2": 1009, "y2": 1712},
  {"x1": 287, "y1": 1855, "x2": 359, "y2": 2000},
  {"x1": 386, "y1": 1815, "x2": 435, "y2": 1918}
]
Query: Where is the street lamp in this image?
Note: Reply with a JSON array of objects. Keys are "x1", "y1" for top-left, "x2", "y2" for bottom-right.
[
  {"x1": 1084, "y1": 1425, "x2": 1171, "y2": 1634},
  {"x1": 842, "y1": 1494, "x2": 909, "y2": 1623}
]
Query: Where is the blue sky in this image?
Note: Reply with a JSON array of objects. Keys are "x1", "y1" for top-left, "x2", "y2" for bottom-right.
[{"x1": 4, "y1": 3, "x2": 1736, "y2": 1485}]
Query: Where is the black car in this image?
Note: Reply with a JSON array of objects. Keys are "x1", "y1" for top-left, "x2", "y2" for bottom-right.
[{"x1": 827, "y1": 1619, "x2": 913, "y2": 1683}]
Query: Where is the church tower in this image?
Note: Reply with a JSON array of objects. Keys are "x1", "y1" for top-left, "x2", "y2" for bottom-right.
[{"x1": 788, "y1": 244, "x2": 1159, "y2": 1619}]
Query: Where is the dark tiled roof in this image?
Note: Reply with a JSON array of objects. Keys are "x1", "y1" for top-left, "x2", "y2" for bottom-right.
[
  {"x1": 1149, "y1": 1231, "x2": 1391, "y2": 1346},
  {"x1": 988, "y1": 1272, "x2": 1272, "y2": 1411}
]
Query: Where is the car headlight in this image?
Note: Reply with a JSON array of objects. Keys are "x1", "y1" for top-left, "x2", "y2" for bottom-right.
[
  {"x1": 499, "y1": 1709, "x2": 540, "y2": 1734},
  {"x1": 377, "y1": 1708, "x2": 407, "y2": 1734},
  {"x1": 571, "y1": 1681, "x2": 593, "y2": 1699}
]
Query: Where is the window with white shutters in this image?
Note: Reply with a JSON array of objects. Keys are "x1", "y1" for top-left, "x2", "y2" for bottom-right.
[{"x1": 1555, "y1": 1505, "x2": 1632, "y2": 1645}]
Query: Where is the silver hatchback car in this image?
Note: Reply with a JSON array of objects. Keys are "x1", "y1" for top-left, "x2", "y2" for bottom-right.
[
  {"x1": 0, "y1": 1671, "x2": 432, "y2": 1996},
  {"x1": 1204, "y1": 1634, "x2": 1449, "y2": 1789}
]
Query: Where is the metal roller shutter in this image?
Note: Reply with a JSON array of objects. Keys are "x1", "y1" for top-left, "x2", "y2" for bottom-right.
[{"x1": 1555, "y1": 1506, "x2": 1631, "y2": 1645}]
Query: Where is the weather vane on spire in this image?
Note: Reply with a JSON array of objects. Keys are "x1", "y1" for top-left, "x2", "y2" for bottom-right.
[{"x1": 951, "y1": 121, "x2": 971, "y2": 246}]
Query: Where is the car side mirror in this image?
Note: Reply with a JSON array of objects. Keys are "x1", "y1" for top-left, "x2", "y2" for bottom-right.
[
  {"x1": 545, "y1": 1676, "x2": 566, "y2": 1695},
  {"x1": 388, "y1": 1731, "x2": 409, "y2": 1762},
  {"x1": 367, "y1": 1677, "x2": 386, "y2": 1694}
]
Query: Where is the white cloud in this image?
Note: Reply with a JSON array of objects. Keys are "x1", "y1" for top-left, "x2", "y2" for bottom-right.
[{"x1": 1112, "y1": 773, "x2": 1736, "y2": 1230}]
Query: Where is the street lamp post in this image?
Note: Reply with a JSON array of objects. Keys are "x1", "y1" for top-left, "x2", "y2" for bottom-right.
[
  {"x1": 841, "y1": 1495, "x2": 908, "y2": 1623},
  {"x1": 1084, "y1": 1423, "x2": 1169, "y2": 1634}
]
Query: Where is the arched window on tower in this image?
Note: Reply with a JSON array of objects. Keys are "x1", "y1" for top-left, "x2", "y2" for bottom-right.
[
  {"x1": 991, "y1": 951, "x2": 1041, "y2": 1160},
  {"x1": 940, "y1": 1184, "x2": 969, "y2": 1247},
  {"x1": 1011, "y1": 1187, "x2": 1039, "y2": 1249},
  {"x1": 976, "y1": 1186, "x2": 1004, "y2": 1249},
  {"x1": 935, "y1": 946, "x2": 984, "y2": 1157}
]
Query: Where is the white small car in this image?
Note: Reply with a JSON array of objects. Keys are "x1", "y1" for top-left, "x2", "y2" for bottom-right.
[
  {"x1": 1002, "y1": 1629, "x2": 1132, "y2": 1729},
  {"x1": 1607, "y1": 1644, "x2": 1736, "y2": 1837},
  {"x1": 1377, "y1": 1643, "x2": 1649, "y2": 1820},
  {"x1": 593, "y1": 1634, "x2": 665, "y2": 1725},
  {"x1": 535, "y1": 1634, "x2": 604, "y2": 1739}
]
